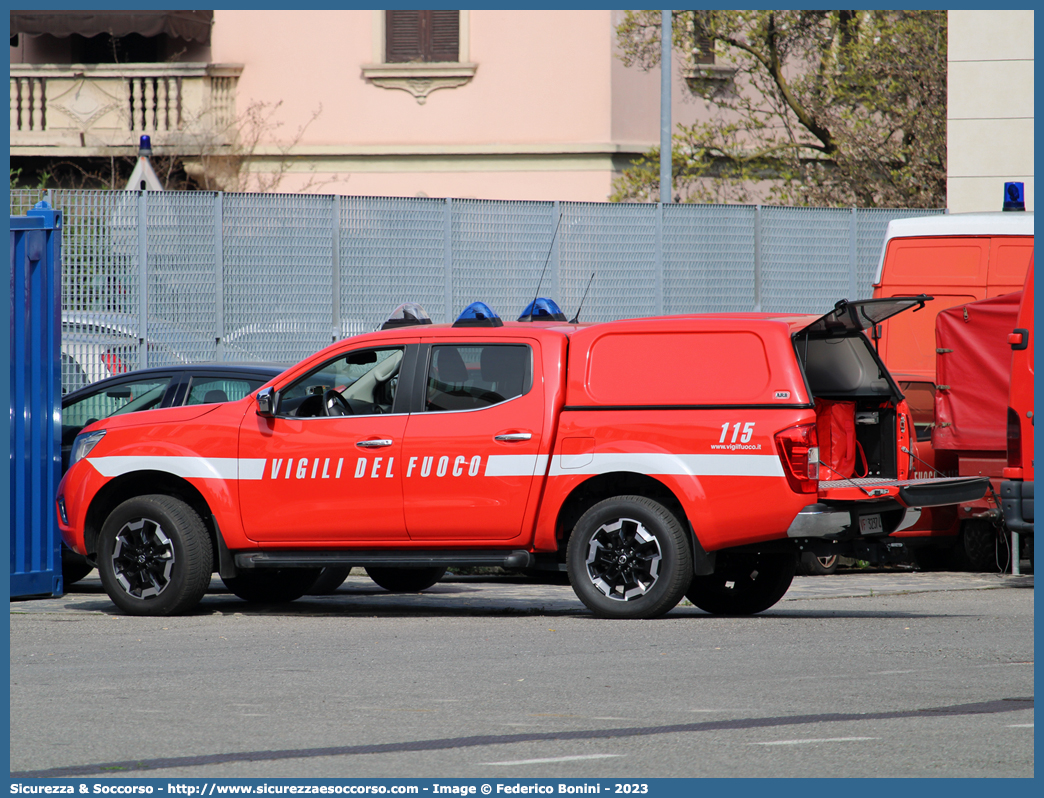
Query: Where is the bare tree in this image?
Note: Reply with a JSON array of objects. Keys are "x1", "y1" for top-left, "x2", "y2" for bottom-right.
[{"x1": 11, "y1": 99, "x2": 331, "y2": 193}]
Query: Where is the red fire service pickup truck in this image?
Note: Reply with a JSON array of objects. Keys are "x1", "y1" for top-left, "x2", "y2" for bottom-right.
[{"x1": 57, "y1": 297, "x2": 987, "y2": 618}]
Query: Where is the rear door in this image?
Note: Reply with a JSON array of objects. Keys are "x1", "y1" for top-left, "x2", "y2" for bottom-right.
[{"x1": 400, "y1": 339, "x2": 545, "y2": 541}]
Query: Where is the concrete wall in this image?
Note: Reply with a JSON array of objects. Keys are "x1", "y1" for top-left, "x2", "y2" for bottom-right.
[{"x1": 947, "y1": 10, "x2": 1034, "y2": 212}]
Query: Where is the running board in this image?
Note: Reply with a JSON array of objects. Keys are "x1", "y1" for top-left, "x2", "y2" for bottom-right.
[{"x1": 234, "y1": 550, "x2": 535, "y2": 570}]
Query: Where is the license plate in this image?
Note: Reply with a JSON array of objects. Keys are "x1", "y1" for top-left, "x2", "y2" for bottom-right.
[{"x1": 859, "y1": 514, "x2": 883, "y2": 535}]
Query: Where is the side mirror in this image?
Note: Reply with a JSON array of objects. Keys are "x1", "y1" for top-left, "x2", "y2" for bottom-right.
[{"x1": 256, "y1": 386, "x2": 276, "y2": 417}]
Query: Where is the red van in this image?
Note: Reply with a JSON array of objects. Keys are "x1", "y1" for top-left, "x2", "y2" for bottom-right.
[
  {"x1": 873, "y1": 211, "x2": 1034, "y2": 380},
  {"x1": 872, "y1": 206, "x2": 1034, "y2": 569}
]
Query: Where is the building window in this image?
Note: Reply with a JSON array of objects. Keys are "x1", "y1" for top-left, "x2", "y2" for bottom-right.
[
  {"x1": 386, "y1": 10, "x2": 459, "y2": 63},
  {"x1": 691, "y1": 21, "x2": 714, "y2": 65},
  {"x1": 362, "y1": 10, "x2": 475, "y2": 105},
  {"x1": 684, "y1": 18, "x2": 735, "y2": 99}
]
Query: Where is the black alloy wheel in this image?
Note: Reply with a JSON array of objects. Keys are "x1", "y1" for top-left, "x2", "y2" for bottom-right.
[
  {"x1": 566, "y1": 496, "x2": 692, "y2": 619},
  {"x1": 97, "y1": 495, "x2": 213, "y2": 616}
]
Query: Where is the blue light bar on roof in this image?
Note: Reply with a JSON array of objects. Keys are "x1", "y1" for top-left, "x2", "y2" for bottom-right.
[
  {"x1": 381, "y1": 302, "x2": 433, "y2": 329},
  {"x1": 518, "y1": 297, "x2": 566, "y2": 322},
  {"x1": 453, "y1": 301, "x2": 503, "y2": 327}
]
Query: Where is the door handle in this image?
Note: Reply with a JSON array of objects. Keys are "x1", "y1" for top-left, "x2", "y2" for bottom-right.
[
  {"x1": 494, "y1": 432, "x2": 532, "y2": 442},
  {"x1": 356, "y1": 439, "x2": 393, "y2": 448}
]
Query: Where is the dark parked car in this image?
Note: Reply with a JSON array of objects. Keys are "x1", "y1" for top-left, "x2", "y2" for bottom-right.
[{"x1": 60, "y1": 363, "x2": 285, "y2": 584}]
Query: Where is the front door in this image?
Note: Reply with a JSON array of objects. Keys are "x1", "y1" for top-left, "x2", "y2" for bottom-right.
[{"x1": 239, "y1": 344, "x2": 411, "y2": 545}]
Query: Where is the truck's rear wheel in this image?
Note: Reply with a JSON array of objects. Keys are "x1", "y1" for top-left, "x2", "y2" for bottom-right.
[
  {"x1": 97, "y1": 495, "x2": 212, "y2": 616},
  {"x1": 686, "y1": 552, "x2": 797, "y2": 615},
  {"x1": 221, "y1": 569, "x2": 322, "y2": 603},
  {"x1": 566, "y1": 496, "x2": 692, "y2": 619},
  {"x1": 365, "y1": 566, "x2": 446, "y2": 592}
]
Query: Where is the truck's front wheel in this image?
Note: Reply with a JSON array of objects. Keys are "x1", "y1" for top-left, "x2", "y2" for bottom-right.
[
  {"x1": 566, "y1": 496, "x2": 692, "y2": 619},
  {"x1": 685, "y1": 551, "x2": 797, "y2": 615},
  {"x1": 97, "y1": 495, "x2": 213, "y2": 616}
]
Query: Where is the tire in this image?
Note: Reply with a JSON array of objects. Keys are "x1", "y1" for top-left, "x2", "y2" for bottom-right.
[
  {"x1": 566, "y1": 496, "x2": 692, "y2": 619},
  {"x1": 685, "y1": 551, "x2": 798, "y2": 615},
  {"x1": 365, "y1": 566, "x2": 447, "y2": 592},
  {"x1": 306, "y1": 566, "x2": 353, "y2": 595},
  {"x1": 61, "y1": 544, "x2": 94, "y2": 586},
  {"x1": 97, "y1": 495, "x2": 213, "y2": 616},
  {"x1": 221, "y1": 568, "x2": 322, "y2": 603},
  {"x1": 954, "y1": 520, "x2": 998, "y2": 572},
  {"x1": 797, "y1": 551, "x2": 839, "y2": 576}
]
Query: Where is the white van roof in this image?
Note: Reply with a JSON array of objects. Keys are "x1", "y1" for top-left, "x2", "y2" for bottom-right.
[
  {"x1": 884, "y1": 212, "x2": 1034, "y2": 241},
  {"x1": 875, "y1": 212, "x2": 1035, "y2": 284}
]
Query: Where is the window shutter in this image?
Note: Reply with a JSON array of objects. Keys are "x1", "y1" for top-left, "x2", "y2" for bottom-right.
[
  {"x1": 386, "y1": 10, "x2": 422, "y2": 63},
  {"x1": 692, "y1": 21, "x2": 715, "y2": 65},
  {"x1": 429, "y1": 11, "x2": 459, "y2": 62},
  {"x1": 385, "y1": 10, "x2": 459, "y2": 63}
]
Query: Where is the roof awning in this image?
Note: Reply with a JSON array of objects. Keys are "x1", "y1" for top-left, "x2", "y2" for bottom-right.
[{"x1": 10, "y1": 10, "x2": 213, "y2": 44}]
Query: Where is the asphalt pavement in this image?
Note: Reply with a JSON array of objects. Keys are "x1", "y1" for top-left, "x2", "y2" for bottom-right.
[{"x1": 9, "y1": 568, "x2": 1034, "y2": 779}]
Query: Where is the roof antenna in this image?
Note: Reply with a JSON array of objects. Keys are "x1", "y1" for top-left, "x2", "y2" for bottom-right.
[
  {"x1": 519, "y1": 213, "x2": 563, "y2": 322},
  {"x1": 569, "y1": 273, "x2": 595, "y2": 324}
]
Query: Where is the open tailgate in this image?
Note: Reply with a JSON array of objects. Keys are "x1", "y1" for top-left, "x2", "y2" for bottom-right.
[{"x1": 819, "y1": 475, "x2": 989, "y2": 506}]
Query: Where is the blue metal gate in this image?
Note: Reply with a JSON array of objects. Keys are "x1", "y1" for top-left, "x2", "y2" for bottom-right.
[{"x1": 10, "y1": 201, "x2": 64, "y2": 598}]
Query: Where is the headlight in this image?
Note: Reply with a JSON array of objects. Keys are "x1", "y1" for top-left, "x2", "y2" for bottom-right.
[{"x1": 70, "y1": 429, "x2": 106, "y2": 467}]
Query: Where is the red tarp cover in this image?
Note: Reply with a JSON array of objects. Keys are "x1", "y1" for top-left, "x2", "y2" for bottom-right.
[{"x1": 933, "y1": 290, "x2": 1021, "y2": 451}]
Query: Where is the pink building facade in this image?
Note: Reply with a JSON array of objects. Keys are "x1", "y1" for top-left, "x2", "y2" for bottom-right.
[{"x1": 12, "y1": 9, "x2": 700, "y2": 201}]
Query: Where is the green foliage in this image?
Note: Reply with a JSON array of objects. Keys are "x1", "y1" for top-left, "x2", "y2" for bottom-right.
[
  {"x1": 10, "y1": 166, "x2": 52, "y2": 190},
  {"x1": 613, "y1": 10, "x2": 947, "y2": 208}
]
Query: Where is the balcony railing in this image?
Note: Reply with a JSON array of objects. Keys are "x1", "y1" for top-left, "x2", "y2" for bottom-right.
[{"x1": 10, "y1": 62, "x2": 243, "y2": 156}]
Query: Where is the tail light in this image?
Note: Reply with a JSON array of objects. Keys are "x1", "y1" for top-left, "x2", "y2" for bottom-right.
[
  {"x1": 775, "y1": 423, "x2": 819, "y2": 494},
  {"x1": 1007, "y1": 407, "x2": 1022, "y2": 469},
  {"x1": 101, "y1": 350, "x2": 126, "y2": 375}
]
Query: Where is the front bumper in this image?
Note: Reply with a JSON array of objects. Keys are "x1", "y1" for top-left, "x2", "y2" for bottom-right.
[{"x1": 1000, "y1": 480, "x2": 1034, "y2": 534}]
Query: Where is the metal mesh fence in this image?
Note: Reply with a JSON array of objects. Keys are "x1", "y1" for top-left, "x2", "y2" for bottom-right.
[
  {"x1": 663, "y1": 203, "x2": 757, "y2": 315},
  {"x1": 560, "y1": 201, "x2": 659, "y2": 322},
  {"x1": 341, "y1": 195, "x2": 448, "y2": 330},
  {"x1": 9, "y1": 188, "x2": 945, "y2": 387},
  {"x1": 222, "y1": 193, "x2": 334, "y2": 364},
  {"x1": 453, "y1": 199, "x2": 562, "y2": 324},
  {"x1": 760, "y1": 205, "x2": 853, "y2": 313}
]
